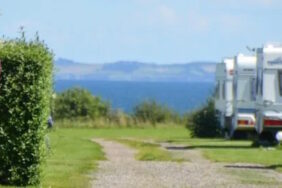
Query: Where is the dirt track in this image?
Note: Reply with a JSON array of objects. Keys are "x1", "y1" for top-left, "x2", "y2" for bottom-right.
[{"x1": 91, "y1": 139, "x2": 282, "y2": 188}]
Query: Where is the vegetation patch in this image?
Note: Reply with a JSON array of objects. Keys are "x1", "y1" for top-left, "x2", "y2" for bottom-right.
[
  {"x1": 166, "y1": 138, "x2": 282, "y2": 172},
  {"x1": 223, "y1": 169, "x2": 279, "y2": 186},
  {"x1": 186, "y1": 99, "x2": 222, "y2": 138},
  {"x1": 133, "y1": 100, "x2": 181, "y2": 125},
  {"x1": 54, "y1": 88, "x2": 110, "y2": 120},
  {"x1": 41, "y1": 129, "x2": 105, "y2": 188},
  {"x1": 54, "y1": 91, "x2": 184, "y2": 128},
  {"x1": 118, "y1": 139, "x2": 184, "y2": 162},
  {"x1": 54, "y1": 125, "x2": 190, "y2": 140}
]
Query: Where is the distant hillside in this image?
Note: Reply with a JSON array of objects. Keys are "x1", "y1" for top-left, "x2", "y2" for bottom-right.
[{"x1": 55, "y1": 58, "x2": 217, "y2": 82}]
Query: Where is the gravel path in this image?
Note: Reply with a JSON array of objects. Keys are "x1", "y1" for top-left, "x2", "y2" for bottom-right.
[{"x1": 91, "y1": 139, "x2": 282, "y2": 188}]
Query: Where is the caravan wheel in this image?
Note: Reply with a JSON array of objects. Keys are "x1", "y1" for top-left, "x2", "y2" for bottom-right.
[
  {"x1": 258, "y1": 131, "x2": 278, "y2": 146},
  {"x1": 232, "y1": 130, "x2": 248, "y2": 140}
]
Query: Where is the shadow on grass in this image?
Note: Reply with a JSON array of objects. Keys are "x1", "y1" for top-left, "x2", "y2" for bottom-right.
[
  {"x1": 165, "y1": 145, "x2": 252, "y2": 150},
  {"x1": 225, "y1": 164, "x2": 282, "y2": 171}
]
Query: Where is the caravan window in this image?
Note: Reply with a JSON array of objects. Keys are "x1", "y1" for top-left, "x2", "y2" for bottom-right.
[
  {"x1": 222, "y1": 82, "x2": 226, "y2": 100},
  {"x1": 279, "y1": 71, "x2": 282, "y2": 96},
  {"x1": 215, "y1": 81, "x2": 220, "y2": 99},
  {"x1": 256, "y1": 77, "x2": 259, "y2": 95},
  {"x1": 261, "y1": 73, "x2": 263, "y2": 96},
  {"x1": 251, "y1": 78, "x2": 256, "y2": 101},
  {"x1": 256, "y1": 69, "x2": 262, "y2": 96},
  {"x1": 233, "y1": 79, "x2": 237, "y2": 99},
  {"x1": 257, "y1": 68, "x2": 263, "y2": 96}
]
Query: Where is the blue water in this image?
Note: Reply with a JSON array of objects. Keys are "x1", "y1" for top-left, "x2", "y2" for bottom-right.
[{"x1": 55, "y1": 80, "x2": 214, "y2": 114}]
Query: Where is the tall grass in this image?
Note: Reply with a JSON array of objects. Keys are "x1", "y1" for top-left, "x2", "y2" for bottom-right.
[{"x1": 55, "y1": 118, "x2": 184, "y2": 129}]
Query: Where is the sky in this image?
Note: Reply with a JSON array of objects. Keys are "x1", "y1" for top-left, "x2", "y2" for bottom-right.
[{"x1": 1, "y1": 0, "x2": 282, "y2": 64}]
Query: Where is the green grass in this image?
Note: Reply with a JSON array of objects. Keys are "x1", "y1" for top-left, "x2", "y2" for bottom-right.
[
  {"x1": 223, "y1": 168, "x2": 279, "y2": 185},
  {"x1": 52, "y1": 126, "x2": 190, "y2": 140},
  {"x1": 117, "y1": 139, "x2": 184, "y2": 161},
  {"x1": 41, "y1": 126, "x2": 188, "y2": 187},
  {"x1": 41, "y1": 129, "x2": 105, "y2": 188},
  {"x1": 4, "y1": 126, "x2": 282, "y2": 187},
  {"x1": 167, "y1": 138, "x2": 282, "y2": 172}
]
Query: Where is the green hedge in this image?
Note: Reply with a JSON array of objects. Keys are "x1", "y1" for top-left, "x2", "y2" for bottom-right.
[{"x1": 0, "y1": 37, "x2": 53, "y2": 185}]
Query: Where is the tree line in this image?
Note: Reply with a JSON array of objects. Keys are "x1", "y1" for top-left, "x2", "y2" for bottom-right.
[
  {"x1": 53, "y1": 87, "x2": 182, "y2": 127},
  {"x1": 53, "y1": 87, "x2": 221, "y2": 137}
]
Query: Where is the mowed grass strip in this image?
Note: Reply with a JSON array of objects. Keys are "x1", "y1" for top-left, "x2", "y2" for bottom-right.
[
  {"x1": 118, "y1": 139, "x2": 184, "y2": 162},
  {"x1": 168, "y1": 138, "x2": 282, "y2": 172},
  {"x1": 88, "y1": 125, "x2": 191, "y2": 140},
  {"x1": 41, "y1": 129, "x2": 105, "y2": 188}
]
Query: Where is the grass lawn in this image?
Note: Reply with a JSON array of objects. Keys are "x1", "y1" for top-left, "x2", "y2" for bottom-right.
[
  {"x1": 166, "y1": 138, "x2": 282, "y2": 172},
  {"x1": 223, "y1": 168, "x2": 279, "y2": 186},
  {"x1": 88, "y1": 126, "x2": 191, "y2": 140},
  {"x1": 42, "y1": 126, "x2": 189, "y2": 187},
  {"x1": 41, "y1": 126, "x2": 282, "y2": 187},
  {"x1": 41, "y1": 129, "x2": 105, "y2": 188},
  {"x1": 3, "y1": 126, "x2": 282, "y2": 187}
]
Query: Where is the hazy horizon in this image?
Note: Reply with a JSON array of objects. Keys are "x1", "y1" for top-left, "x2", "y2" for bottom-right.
[{"x1": 55, "y1": 57, "x2": 218, "y2": 65}]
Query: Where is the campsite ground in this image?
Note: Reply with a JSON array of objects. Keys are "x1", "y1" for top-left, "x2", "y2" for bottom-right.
[{"x1": 36, "y1": 126, "x2": 282, "y2": 187}]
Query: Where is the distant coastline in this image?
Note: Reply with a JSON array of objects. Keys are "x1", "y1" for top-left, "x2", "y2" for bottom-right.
[{"x1": 55, "y1": 58, "x2": 217, "y2": 83}]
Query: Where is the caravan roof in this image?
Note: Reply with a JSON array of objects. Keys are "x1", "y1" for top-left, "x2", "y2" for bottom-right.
[
  {"x1": 224, "y1": 58, "x2": 234, "y2": 70},
  {"x1": 216, "y1": 58, "x2": 234, "y2": 79},
  {"x1": 234, "y1": 54, "x2": 256, "y2": 76},
  {"x1": 257, "y1": 43, "x2": 282, "y2": 69},
  {"x1": 261, "y1": 43, "x2": 282, "y2": 53}
]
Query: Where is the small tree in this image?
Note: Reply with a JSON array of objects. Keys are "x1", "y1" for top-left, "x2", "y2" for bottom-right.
[
  {"x1": 187, "y1": 99, "x2": 221, "y2": 138},
  {"x1": 54, "y1": 87, "x2": 110, "y2": 120},
  {"x1": 0, "y1": 36, "x2": 53, "y2": 185}
]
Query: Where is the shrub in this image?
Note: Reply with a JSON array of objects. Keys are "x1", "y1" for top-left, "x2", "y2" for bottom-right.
[
  {"x1": 0, "y1": 36, "x2": 53, "y2": 185},
  {"x1": 108, "y1": 109, "x2": 133, "y2": 127},
  {"x1": 187, "y1": 99, "x2": 221, "y2": 138},
  {"x1": 54, "y1": 87, "x2": 110, "y2": 120},
  {"x1": 133, "y1": 100, "x2": 180, "y2": 125}
]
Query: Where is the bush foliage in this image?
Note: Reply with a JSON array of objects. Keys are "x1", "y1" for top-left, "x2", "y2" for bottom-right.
[
  {"x1": 0, "y1": 37, "x2": 53, "y2": 185},
  {"x1": 54, "y1": 87, "x2": 110, "y2": 120},
  {"x1": 54, "y1": 96, "x2": 183, "y2": 128},
  {"x1": 133, "y1": 100, "x2": 180, "y2": 125},
  {"x1": 187, "y1": 99, "x2": 221, "y2": 138}
]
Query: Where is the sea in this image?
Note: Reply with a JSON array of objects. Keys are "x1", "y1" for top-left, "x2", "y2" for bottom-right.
[{"x1": 55, "y1": 80, "x2": 214, "y2": 114}]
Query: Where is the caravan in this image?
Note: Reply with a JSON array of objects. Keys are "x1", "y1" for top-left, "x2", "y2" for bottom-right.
[
  {"x1": 215, "y1": 58, "x2": 234, "y2": 134},
  {"x1": 255, "y1": 44, "x2": 282, "y2": 141},
  {"x1": 231, "y1": 54, "x2": 257, "y2": 138}
]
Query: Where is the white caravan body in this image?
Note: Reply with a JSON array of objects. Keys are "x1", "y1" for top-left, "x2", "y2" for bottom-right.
[
  {"x1": 256, "y1": 44, "x2": 282, "y2": 134},
  {"x1": 215, "y1": 58, "x2": 234, "y2": 130},
  {"x1": 231, "y1": 54, "x2": 257, "y2": 135}
]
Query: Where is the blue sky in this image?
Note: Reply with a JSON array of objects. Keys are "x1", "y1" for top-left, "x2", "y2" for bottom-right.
[{"x1": 1, "y1": 0, "x2": 282, "y2": 64}]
